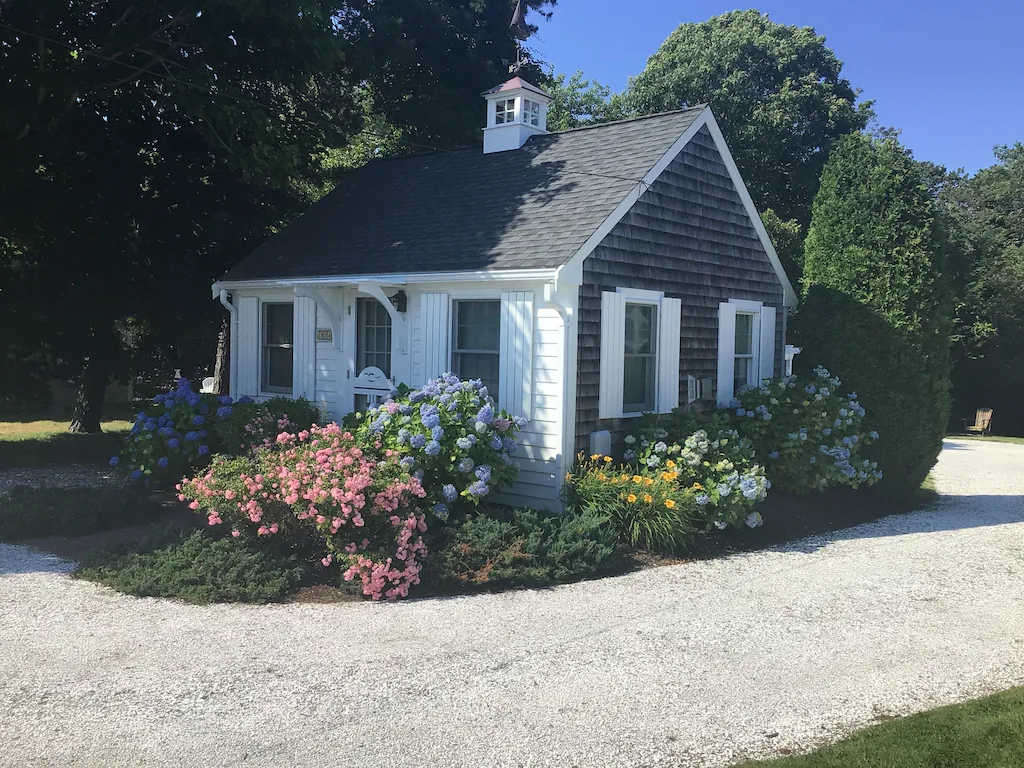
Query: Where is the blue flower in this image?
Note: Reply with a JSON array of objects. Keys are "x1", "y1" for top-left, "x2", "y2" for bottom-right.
[
  {"x1": 490, "y1": 435, "x2": 503, "y2": 450},
  {"x1": 198, "y1": 445, "x2": 210, "y2": 456},
  {"x1": 197, "y1": 430, "x2": 207, "y2": 439},
  {"x1": 369, "y1": 420, "x2": 385, "y2": 434},
  {"x1": 410, "y1": 434, "x2": 427, "y2": 449},
  {"x1": 432, "y1": 503, "x2": 450, "y2": 521},
  {"x1": 185, "y1": 431, "x2": 198, "y2": 442},
  {"x1": 768, "y1": 451, "x2": 779, "y2": 460},
  {"x1": 397, "y1": 428, "x2": 411, "y2": 445},
  {"x1": 216, "y1": 406, "x2": 232, "y2": 418},
  {"x1": 186, "y1": 393, "x2": 200, "y2": 407},
  {"x1": 217, "y1": 395, "x2": 233, "y2": 405},
  {"x1": 475, "y1": 465, "x2": 492, "y2": 483},
  {"x1": 109, "y1": 456, "x2": 120, "y2": 467},
  {"x1": 192, "y1": 415, "x2": 206, "y2": 426},
  {"x1": 400, "y1": 456, "x2": 416, "y2": 469},
  {"x1": 869, "y1": 430, "x2": 879, "y2": 440},
  {"x1": 476, "y1": 404, "x2": 494, "y2": 425},
  {"x1": 696, "y1": 494, "x2": 711, "y2": 506},
  {"x1": 442, "y1": 484, "x2": 458, "y2": 502},
  {"x1": 157, "y1": 457, "x2": 169, "y2": 468},
  {"x1": 468, "y1": 480, "x2": 490, "y2": 498},
  {"x1": 431, "y1": 425, "x2": 445, "y2": 441},
  {"x1": 238, "y1": 395, "x2": 255, "y2": 404},
  {"x1": 458, "y1": 457, "x2": 475, "y2": 473},
  {"x1": 502, "y1": 437, "x2": 517, "y2": 453},
  {"x1": 425, "y1": 440, "x2": 441, "y2": 457},
  {"x1": 736, "y1": 408, "x2": 747, "y2": 417},
  {"x1": 167, "y1": 438, "x2": 180, "y2": 449},
  {"x1": 822, "y1": 427, "x2": 832, "y2": 436},
  {"x1": 130, "y1": 470, "x2": 142, "y2": 480},
  {"x1": 456, "y1": 436, "x2": 475, "y2": 451}
]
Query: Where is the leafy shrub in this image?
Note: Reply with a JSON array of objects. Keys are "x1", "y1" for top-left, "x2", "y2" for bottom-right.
[
  {"x1": 353, "y1": 374, "x2": 524, "y2": 520},
  {"x1": 623, "y1": 422, "x2": 770, "y2": 531},
  {"x1": 112, "y1": 378, "x2": 237, "y2": 484},
  {"x1": 797, "y1": 131, "x2": 953, "y2": 492},
  {"x1": 0, "y1": 486, "x2": 165, "y2": 541},
  {"x1": 213, "y1": 396, "x2": 321, "y2": 455},
  {"x1": 728, "y1": 366, "x2": 882, "y2": 494},
  {"x1": 180, "y1": 423, "x2": 429, "y2": 600},
  {"x1": 424, "y1": 506, "x2": 617, "y2": 589},
  {"x1": 565, "y1": 454, "x2": 699, "y2": 551},
  {"x1": 75, "y1": 530, "x2": 308, "y2": 604}
]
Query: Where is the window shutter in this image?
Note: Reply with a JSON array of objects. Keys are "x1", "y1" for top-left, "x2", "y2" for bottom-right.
[
  {"x1": 599, "y1": 291, "x2": 626, "y2": 420},
  {"x1": 420, "y1": 292, "x2": 450, "y2": 381},
  {"x1": 656, "y1": 297, "x2": 681, "y2": 413},
  {"x1": 716, "y1": 301, "x2": 737, "y2": 406},
  {"x1": 759, "y1": 305, "x2": 777, "y2": 383},
  {"x1": 292, "y1": 296, "x2": 317, "y2": 400},
  {"x1": 498, "y1": 291, "x2": 534, "y2": 420},
  {"x1": 236, "y1": 297, "x2": 260, "y2": 398}
]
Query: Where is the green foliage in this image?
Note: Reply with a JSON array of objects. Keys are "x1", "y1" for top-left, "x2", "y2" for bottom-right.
[
  {"x1": 544, "y1": 70, "x2": 629, "y2": 132},
  {"x1": 0, "y1": 486, "x2": 164, "y2": 541},
  {"x1": 761, "y1": 209, "x2": 806, "y2": 280},
  {"x1": 941, "y1": 144, "x2": 1024, "y2": 435},
  {"x1": 424, "y1": 506, "x2": 617, "y2": 589},
  {"x1": 735, "y1": 686, "x2": 1024, "y2": 768},
  {"x1": 75, "y1": 530, "x2": 308, "y2": 604},
  {"x1": 797, "y1": 133, "x2": 953, "y2": 493},
  {"x1": 729, "y1": 369, "x2": 882, "y2": 494},
  {"x1": 212, "y1": 396, "x2": 322, "y2": 456},
  {"x1": 626, "y1": 10, "x2": 873, "y2": 227},
  {"x1": 565, "y1": 454, "x2": 699, "y2": 552}
]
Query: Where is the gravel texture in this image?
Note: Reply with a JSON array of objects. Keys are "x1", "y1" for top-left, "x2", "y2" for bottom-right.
[
  {"x1": 1, "y1": 438, "x2": 1022, "y2": 768},
  {"x1": 0, "y1": 464, "x2": 121, "y2": 494}
]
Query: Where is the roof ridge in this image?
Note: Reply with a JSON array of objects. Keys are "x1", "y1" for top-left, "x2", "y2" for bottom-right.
[{"x1": 543, "y1": 105, "x2": 709, "y2": 137}]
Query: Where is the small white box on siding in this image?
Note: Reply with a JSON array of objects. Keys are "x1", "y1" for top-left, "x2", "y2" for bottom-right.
[{"x1": 589, "y1": 430, "x2": 612, "y2": 458}]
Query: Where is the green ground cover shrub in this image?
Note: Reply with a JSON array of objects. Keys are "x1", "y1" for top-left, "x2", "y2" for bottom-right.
[
  {"x1": 423, "y1": 506, "x2": 617, "y2": 589},
  {"x1": 0, "y1": 486, "x2": 165, "y2": 541},
  {"x1": 75, "y1": 529, "x2": 309, "y2": 604}
]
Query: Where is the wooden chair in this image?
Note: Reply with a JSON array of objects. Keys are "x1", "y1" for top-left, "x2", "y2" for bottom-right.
[{"x1": 963, "y1": 408, "x2": 993, "y2": 435}]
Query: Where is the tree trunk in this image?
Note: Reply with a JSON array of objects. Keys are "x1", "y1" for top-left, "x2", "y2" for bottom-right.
[
  {"x1": 69, "y1": 343, "x2": 114, "y2": 434},
  {"x1": 212, "y1": 307, "x2": 230, "y2": 395}
]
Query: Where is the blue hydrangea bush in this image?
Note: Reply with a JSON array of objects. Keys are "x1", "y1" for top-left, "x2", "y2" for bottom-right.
[
  {"x1": 354, "y1": 374, "x2": 524, "y2": 521},
  {"x1": 729, "y1": 366, "x2": 882, "y2": 494},
  {"x1": 624, "y1": 424, "x2": 769, "y2": 530},
  {"x1": 112, "y1": 379, "x2": 242, "y2": 483}
]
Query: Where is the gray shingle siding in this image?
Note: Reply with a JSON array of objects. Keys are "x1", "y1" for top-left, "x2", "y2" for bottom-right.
[{"x1": 575, "y1": 126, "x2": 786, "y2": 452}]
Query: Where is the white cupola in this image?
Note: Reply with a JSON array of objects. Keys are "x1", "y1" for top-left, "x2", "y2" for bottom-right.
[{"x1": 481, "y1": 77, "x2": 552, "y2": 154}]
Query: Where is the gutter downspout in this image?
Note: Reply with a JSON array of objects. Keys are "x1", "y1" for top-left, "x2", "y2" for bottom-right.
[{"x1": 218, "y1": 289, "x2": 238, "y2": 398}]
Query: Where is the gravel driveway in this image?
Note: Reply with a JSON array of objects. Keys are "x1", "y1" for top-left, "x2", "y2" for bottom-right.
[{"x1": 2, "y1": 439, "x2": 1023, "y2": 768}]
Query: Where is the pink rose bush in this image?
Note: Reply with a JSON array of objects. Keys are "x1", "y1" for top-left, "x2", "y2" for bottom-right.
[{"x1": 179, "y1": 423, "x2": 428, "y2": 600}]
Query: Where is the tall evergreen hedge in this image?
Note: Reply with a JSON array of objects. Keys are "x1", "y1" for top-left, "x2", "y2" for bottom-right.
[{"x1": 795, "y1": 133, "x2": 952, "y2": 493}]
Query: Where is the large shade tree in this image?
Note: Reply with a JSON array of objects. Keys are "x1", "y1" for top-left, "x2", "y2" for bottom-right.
[{"x1": 626, "y1": 10, "x2": 873, "y2": 274}]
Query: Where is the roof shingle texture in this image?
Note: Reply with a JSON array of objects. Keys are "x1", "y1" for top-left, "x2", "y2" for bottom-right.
[{"x1": 222, "y1": 108, "x2": 705, "y2": 281}]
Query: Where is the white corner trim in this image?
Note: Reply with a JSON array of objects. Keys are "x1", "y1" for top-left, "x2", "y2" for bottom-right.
[
  {"x1": 702, "y1": 112, "x2": 799, "y2": 308},
  {"x1": 616, "y1": 286, "x2": 665, "y2": 302},
  {"x1": 728, "y1": 298, "x2": 764, "y2": 312},
  {"x1": 556, "y1": 110, "x2": 711, "y2": 284}
]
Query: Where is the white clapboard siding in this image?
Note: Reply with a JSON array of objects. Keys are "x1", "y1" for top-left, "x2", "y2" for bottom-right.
[
  {"x1": 716, "y1": 301, "x2": 737, "y2": 406},
  {"x1": 759, "y1": 305, "x2": 777, "y2": 382},
  {"x1": 420, "y1": 292, "x2": 449, "y2": 382},
  {"x1": 498, "y1": 291, "x2": 534, "y2": 421},
  {"x1": 656, "y1": 297, "x2": 681, "y2": 413},
  {"x1": 598, "y1": 291, "x2": 626, "y2": 419},
  {"x1": 236, "y1": 296, "x2": 260, "y2": 398},
  {"x1": 314, "y1": 305, "x2": 342, "y2": 421},
  {"x1": 292, "y1": 296, "x2": 317, "y2": 400}
]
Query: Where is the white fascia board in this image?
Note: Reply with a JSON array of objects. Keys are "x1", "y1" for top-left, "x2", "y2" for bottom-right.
[
  {"x1": 555, "y1": 110, "x2": 711, "y2": 286},
  {"x1": 702, "y1": 111, "x2": 799, "y2": 308},
  {"x1": 212, "y1": 268, "x2": 558, "y2": 296}
]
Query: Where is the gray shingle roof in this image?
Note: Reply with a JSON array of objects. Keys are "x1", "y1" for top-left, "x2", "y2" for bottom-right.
[{"x1": 221, "y1": 107, "x2": 706, "y2": 281}]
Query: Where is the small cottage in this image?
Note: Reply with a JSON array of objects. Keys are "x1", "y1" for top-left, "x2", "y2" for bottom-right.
[{"x1": 213, "y1": 77, "x2": 797, "y2": 509}]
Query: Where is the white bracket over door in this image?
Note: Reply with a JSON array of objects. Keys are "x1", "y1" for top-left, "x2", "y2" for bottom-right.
[
  {"x1": 357, "y1": 282, "x2": 407, "y2": 354},
  {"x1": 294, "y1": 285, "x2": 343, "y2": 351}
]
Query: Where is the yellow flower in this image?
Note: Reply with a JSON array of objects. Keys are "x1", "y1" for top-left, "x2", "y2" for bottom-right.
[
  {"x1": 632, "y1": 475, "x2": 643, "y2": 484},
  {"x1": 597, "y1": 473, "x2": 607, "y2": 481},
  {"x1": 643, "y1": 477, "x2": 654, "y2": 487},
  {"x1": 664, "y1": 499, "x2": 677, "y2": 509},
  {"x1": 603, "y1": 456, "x2": 613, "y2": 463},
  {"x1": 692, "y1": 482, "x2": 703, "y2": 491},
  {"x1": 565, "y1": 472, "x2": 572, "y2": 482},
  {"x1": 610, "y1": 477, "x2": 620, "y2": 485},
  {"x1": 626, "y1": 493, "x2": 637, "y2": 503},
  {"x1": 643, "y1": 493, "x2": 653, "y2": 503},
  {"x1": 665, "y1": 460, "x2": 677, "y2": 469}
]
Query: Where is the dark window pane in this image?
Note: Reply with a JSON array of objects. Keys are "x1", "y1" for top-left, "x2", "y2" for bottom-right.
[
  {"x1": 264, "y1": 304, "x2": 294, "y2": 346},
  {"x1": 263, "y1": 346, "x2": 293, "y2": 391},
  {"x1": 625, "y1": 304, "x2": 656, "y2": 354},
  {"x1": 734, "y1": 356, "x2": 751, "y2": 393},
  {"x1": 735, "y1": 313, "x2": 754, "y2": 356}
]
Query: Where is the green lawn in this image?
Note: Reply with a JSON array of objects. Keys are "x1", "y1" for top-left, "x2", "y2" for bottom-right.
[
  {"x1": 736, "y1": 687, "x2": 1024, "y2": 767},
  {"x1": 953, "y1": 434, "x2": 1024, "y2": 446},
  {"x1": 0, "y1": 417, "x2": 132, "y2": 467}
]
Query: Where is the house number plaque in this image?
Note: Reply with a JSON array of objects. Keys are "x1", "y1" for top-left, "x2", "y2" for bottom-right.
[{"x1": 316, "y1": 329, "x2": 333, "y2": 342}]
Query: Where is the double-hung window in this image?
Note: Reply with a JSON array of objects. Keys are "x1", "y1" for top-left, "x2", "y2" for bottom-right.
[
  {"x1": 733, "y1": 312, "x2": 757, "y2": 394},
  {"x1": 261, "y1": 303, "x2": 294, "y2": 393},
  {"x1": 494, "y1": 98, "x2": 516, "y2": 125},
  {"x1": 623, "y1": 303, "x2": 658, "y2": 414},
  {"x1": 451, "y1": 300, "x2": 501, "y2": 398}
]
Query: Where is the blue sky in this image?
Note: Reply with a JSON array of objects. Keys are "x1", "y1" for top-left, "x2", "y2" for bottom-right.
[{"x1": 531, "y1": 0, "x2": 1024, "y2": 174}]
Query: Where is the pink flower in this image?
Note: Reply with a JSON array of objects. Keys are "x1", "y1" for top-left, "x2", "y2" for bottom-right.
[{"x1": 231, "y1": 530, "x2": 241, "y2": 538}]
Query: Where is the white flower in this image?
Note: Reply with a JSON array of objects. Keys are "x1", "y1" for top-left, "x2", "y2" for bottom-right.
[
  {"x1": 646, "y1": 455, "x2": 661, "y2": 467},
  {"x1": 654, "y1": 441, "x2": 668, "y2": 454},
  {"x1": 714, "y1": 521, "x2": 728, "y2": 530},
  {"x1": 745, "y1": 512, "x2": 763, "y2": 528},
  {"x1": 624, "y1": 434, "x2": 637, "y2": 445}
]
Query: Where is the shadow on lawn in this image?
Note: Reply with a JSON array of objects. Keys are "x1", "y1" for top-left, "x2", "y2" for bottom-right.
[{"x1": 0, "y1": 431, "x2": 127, "y2": 468}]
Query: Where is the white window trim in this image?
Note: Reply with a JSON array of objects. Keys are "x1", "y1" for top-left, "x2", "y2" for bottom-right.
[
  {"x1": 260, "y1": 301, "x2": 295, "y2": 396},
  {"x1": 717, "y1": 298, "x2": 777, "y2": 405},
  {"x1": 617, "y1": 286, "x2": 665, "y2": 303},
  {"x1": 621, "y1": 296, "x2": 661, "y2": 418},
  {"x1": 732, "y1": 309, "x2": 761, "y2": 394}
]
